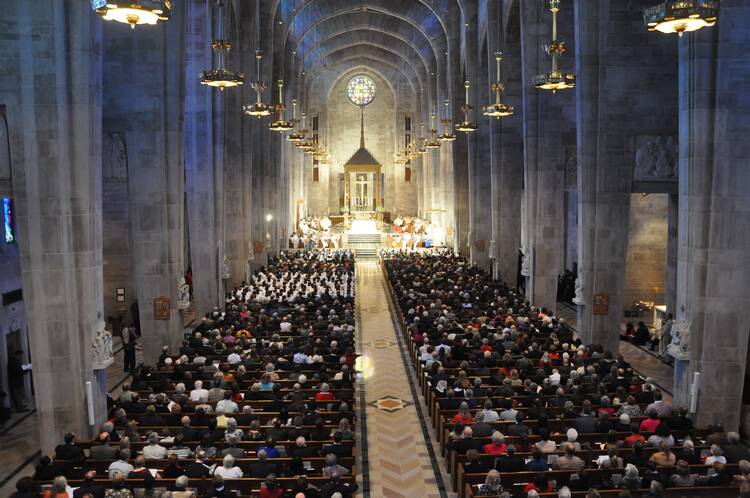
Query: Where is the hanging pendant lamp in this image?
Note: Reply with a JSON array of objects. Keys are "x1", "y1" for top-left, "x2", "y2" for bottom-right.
[
  {"x1": 200, "y1": 1, "x2": 244, "y2": 91},
  {"x1": 534, "y1": 0, "x2": 575, "y2": 92},
  {"x1": 455, "y1": 81, "x2": 479, "y2": 132}
]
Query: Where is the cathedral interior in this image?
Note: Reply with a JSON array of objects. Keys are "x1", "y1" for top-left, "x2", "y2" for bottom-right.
[{"x1": 0, "y1": 0, "x2": 748, "y2": 497}]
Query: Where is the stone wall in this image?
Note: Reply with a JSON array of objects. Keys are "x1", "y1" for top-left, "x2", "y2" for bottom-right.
[
  {"x1": 102, "y1": 177, "x2": 133, "y2": 320},
  {"x1": 623, "y1": 193, "x2": 668, "y2": 313},
  {"x1": 305, "y1": 69, "x2": 418, "y2": 217}
]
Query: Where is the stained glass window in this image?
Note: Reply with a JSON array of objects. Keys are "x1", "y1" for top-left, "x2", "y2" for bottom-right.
[
  {"x1": 3, "y1": 197, "x2": 14, "y2": 243},
  {"x1": 346, "y1": 75, "x2": 376, "y2": 106}
]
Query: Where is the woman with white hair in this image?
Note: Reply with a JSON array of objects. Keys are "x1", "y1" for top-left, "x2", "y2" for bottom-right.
[
  {"x1": 705, "y1": 444, "x2": 727, "y2": 465},
  {"x1": 213, "y1": 454, "x2": 243, "y2": 478},
  {"x1": 189, "y1": 380, "x2": 208, "y2": 402},
  {"x1": 476, "y1": 469, "x2": 503, "y2": 496},
  {"x1": 224, "y1": 418, "x2": 244, "y2": 442}
]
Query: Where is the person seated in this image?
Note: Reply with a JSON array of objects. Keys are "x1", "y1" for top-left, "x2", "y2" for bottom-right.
[
  {"x1": 476, "y1": 469, "x2": 503, "y2": 496},
  {"x1": 213, "y1": 454, "x2": 243, "y2": 479},
  {"x1": 495, "y1": 445, "x2": 525, "y2": 472},
  {"x1": 526, "y1": 447, "x2": 549, "y2": 472},
  {"x1": 649, "y1": 441, "x2": 676, "y2": 467},
  {"x1": 483, "y1": 431, "x2": 508, "y2": 455},
  {"x1": 669, "y1": 459, "x2": 696, "y2": 487}
]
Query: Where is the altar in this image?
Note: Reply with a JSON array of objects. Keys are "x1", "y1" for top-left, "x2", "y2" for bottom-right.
[{"x1": 349, "y1": 219, "x2": 378, "y2": 234}]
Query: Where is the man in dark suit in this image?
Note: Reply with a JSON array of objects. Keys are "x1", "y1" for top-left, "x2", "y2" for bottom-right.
[
  {"x1": 723, "y1": 432, "x2": 750, "y2": 463},
  {"x1": 495, "y1": 445, "x2": 526, "y2": 472},
  {"x1": 291, "y1": 436, "x2": 320, "y2": 459},
  {"x1": 54, "y1": 433, "x2": 86, "y2": 463},
  {"x1": 323, "y1": 432, "x2": 352, "y2": 458},
  {"x1": 180, "y1": 415, "x2": 200, "y2": 441},
  {"x1": 248, "y1": 450, "x2": 278, "y2": 478},
  {"x1": 446, "y1": 426, "x2": 482, "y2": 454},
  {"x1": 89, "y1": 432, "x2": 119, "y2": 461},
  {"x1": 73, "y1": 471, "x2": 105, "y2": 498},
  {"x1": 184, "y1": 450, "x2": 212, "y2": 478},
  {"x1": 573, "y1": 401, "x2": 597, "y2": 434}
]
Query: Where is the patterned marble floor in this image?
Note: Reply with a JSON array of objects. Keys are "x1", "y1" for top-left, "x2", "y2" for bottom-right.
[{"x1": 354, "y1": 260, "x2": 451, "y2": 498}]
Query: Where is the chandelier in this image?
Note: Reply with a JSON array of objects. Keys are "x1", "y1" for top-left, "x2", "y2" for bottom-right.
[
  {"x1": 295, "y1": 113, "x2": 313, "y2": 150},
  {"x1": 455, "y1": 81, "x2": 479, "y2": 133},
  {"x1": 534, "y1": 0, "x2": 575, "y2": 92},
  {"x1": 243, "y1": 0, "x2": 270, "y2": 117},
  {"x1": 483, "y1": 51, "x2": 514, "y2": 118},
  {"x1": 90, "y1": 0, "x2": 171, "y2": 29},
  {"x1": 643, "y1": 0, "x2": 717, "y2": 36},
  {"x1": 415, "y1": 124, "x2": 427, "y2": 155},
  {"x1": 200, "y1": 1, "x2": 244, "y2": 91},
  {"x1": 243, "y1": 51, "x2": 271, "y2": 117},
  {"x1": 439, "y1": 100, "x2": 456, "y2": 142},
  {"x1": 287, "y1": 100, "x2": 304, "y2": 143},
  {"x1": 269, "y1": 80, "x2": 293, "y2": 132},
  {"x1": 426, "y1": 113, "x2": 441, "y2": 148}
]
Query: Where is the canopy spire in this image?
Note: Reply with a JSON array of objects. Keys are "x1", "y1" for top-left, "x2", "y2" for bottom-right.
[{"x1": 360, "y1": 105, "x2": 365, "y2": 148}]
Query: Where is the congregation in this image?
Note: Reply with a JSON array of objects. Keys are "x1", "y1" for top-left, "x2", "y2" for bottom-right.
[
  {"x1": 15, "y1": 250, "x2": 359, "y2": 498},
  {"x1": 381, "y1": 249, "x2": 750, "y2": 498}
]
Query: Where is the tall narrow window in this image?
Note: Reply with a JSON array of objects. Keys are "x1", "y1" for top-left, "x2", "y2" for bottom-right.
[
  {"x1": 405, "y1": 116, "x2": 411, "y2": 131},
  {"x1": 405, "y1": 167, "x2": 411, "y2": 182},
  {"x1": 3, "y1": 197, "x2": 14, "y2": 243}
]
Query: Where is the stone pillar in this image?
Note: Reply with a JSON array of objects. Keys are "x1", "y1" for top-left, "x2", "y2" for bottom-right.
[
  {"x1": 573, "y1": 0, "x2": 630, "y2": 352},
  {"x1": 674, "y1": 1, "x2": 750, "y2": 428},
  {"x1": 107, "y1": 7, "x2": 187, "y2": 364},
  {"x1": 487, "y1": 2, "x2": 523, "y2": 285},
  {"x1": 519, "y1": 0, "x2": 570, "y2": 311},
  {"x1": 663, "y1": 194, "x2": 678, "y2": 315},
  {"x1": 185, "y1": 0, "x2": 222, "y2": 316},
  {"x1": 7, "y1": 0, "x2": 107, "y2": 452}
]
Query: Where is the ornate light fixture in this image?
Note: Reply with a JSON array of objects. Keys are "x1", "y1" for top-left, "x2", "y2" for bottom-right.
[
  {"x1": 417, "y1": 124, "x2": 428, "y2": 155},
  {"x1": 295, "y1": 113, "x2": 313, "y2": 150},
  {"x1": 287, "y1": 100, "x2": 303, "y2": 143},
  {"x1": 643, "y1": 0, "x2": 717, "y2": 36},
  {"x1": 243, "y1": 51, "x2": 271, "y2": 117},
  {"x1": 243, "y1": 0, "x2": 270, "y2": 117},
  {"x1": 483, "y1": 51, "x2": 514, "y2": 118},
  {"x1": 269, "y1": 80, "x2": 293, "y2": 132},
  {"x1": 426, "y1": 113, "x2": 441, "y2": 148},
  {"x1": 200, "y1": 1, "x2": 244, "y2": 91},
  {"x1": 90, "y1": 0, "x2": 171, "y2": 29},
  {"x1": 534, "y1": 0, "x2": 575, "y2": 92},
  {"x1": 439, "y1": 99, "x2": 456, "y2": 142},
  {"x1": 455, "y1": 81, "x2": 479, "y2": 133}
]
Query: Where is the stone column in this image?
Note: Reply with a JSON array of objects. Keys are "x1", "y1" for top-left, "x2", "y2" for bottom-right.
[
  {"x1": 106, "y1": 7, "x2": 187, "y2": 364},
  {"x1": 185, "y1": 0, "x2": 222, "y2": 316},
  {"x1": 663, "y1": 194, "x2": 678, "y2": 315},
  {"x1": 674, "y1": 1, "x2": 750, "y2": 428},
  {"x1": 573, "y1": 0, "x2": 678, "y2": 351},
  {"x1": 487, "y1": 2, "x2": 523, "y2": 285},
  {"x1": 7, "y1": 0, "x2": 107, "y2": 452},
  {"x1": 519, "y1": 0, "x2": 570, "y2": 311},
  {"x1": 573, "y1": 0, "x2": 629, "y2": 352}
]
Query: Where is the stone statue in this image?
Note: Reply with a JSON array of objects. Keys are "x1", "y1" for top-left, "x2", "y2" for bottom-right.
[
  {"x1": 488, "y1": 240, "x2": 496, "y2": 260},
  {"x1": 667, "y1": 318, "x2": 691, "y2": 361},
  {"x1": 572, "y1": 276, "x2": 584, "y2": 305},
  {"x1": 247, "y1": 241, "x2": 255, "y2": 260},
  {"x1": 91, "y1": 321, "x2": 114, "y2": 370},
  {"x1": 177, "y1": 277, "x2": 190, "y2": 310},
  {"x1": 520, "y1": 247, "x2": 530, "y2": 277},
  {"x1": 221, "y1": 255, "x2": 231, "y2": 280},
  {"x1": 635, "y1": 136, "x2": 677, "y2": 180}
]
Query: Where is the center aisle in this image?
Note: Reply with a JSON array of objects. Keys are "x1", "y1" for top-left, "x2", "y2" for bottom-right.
[{"x1": 354, "y1": 260, "x2": 449, "y2": 498}]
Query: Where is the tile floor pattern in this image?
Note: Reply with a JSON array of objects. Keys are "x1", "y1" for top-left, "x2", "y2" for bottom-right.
[{"x1": 354, "y1": 260, "x2": 451, "y2": 498}]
